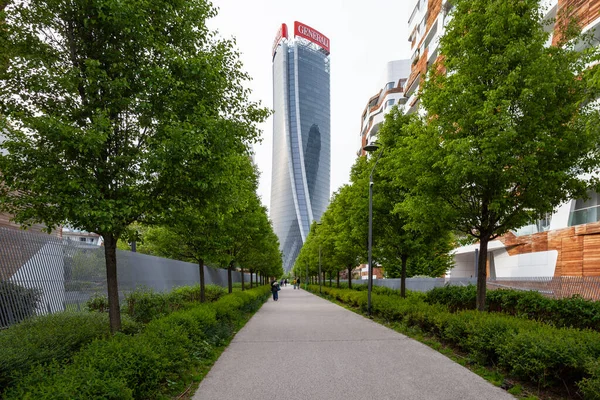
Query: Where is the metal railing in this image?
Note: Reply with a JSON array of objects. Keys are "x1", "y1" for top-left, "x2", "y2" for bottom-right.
[
  {"x1": 0, "y1": 227, "x2": 254, "y2": 328},
  {"x1": 352, "y1": 276, "x2": 600, "y2": 300}
]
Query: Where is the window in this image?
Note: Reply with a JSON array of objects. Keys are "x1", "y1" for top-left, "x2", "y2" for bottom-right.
[
  {"x1": 79, "y1": 237, "x2": 86, "y2": 242},
  {"x1": 569, "y1": 191, "x2": 600, "y2": 226},
  {"x1": 385, "y1": 99, "x2": 395, "y2": 109},
  {"x1": 384, "y1": 81, "x2": 394, "y2": 91},
  {"x1": 398, "y1": 78, "x2": 407, "y2": 91}
]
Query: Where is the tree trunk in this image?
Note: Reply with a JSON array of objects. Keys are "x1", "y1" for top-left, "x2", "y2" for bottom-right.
[
  {"x1": 199, "y1": 258, "x2": 205, "y2": 302},
  {"x1": 227, "y1": 261, "x2": 233, "y2": 294},
  {"x1": 329, "y1": 272, "x2": 332, "y2": 287},
  {"x1": 337, "y1": 270, "x2": 340, "y2": 288},
  {"x1": 347, "y1": 264, "x2": 352, "y2": 289},
  {"x1": 241, "y1": 266, "x2": 245, "y2": 291},
  {"x1": 400, "y1": 254, "x2": 408, "y2": 298},
  {"x1": 476, "y1": 237, "x2": 489, "y2": 311},
  {"x1": 103, "y1": 233, "x2": 121, "y2": 333},
  {"x1": 250, "y1": 269, "x2": 254, "y2": 288}
]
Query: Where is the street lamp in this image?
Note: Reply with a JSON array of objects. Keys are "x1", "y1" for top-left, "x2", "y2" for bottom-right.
[
  {"x1": 363, "y1": 141, "x2": 384, "y2": 317},
  {"x1": 305, "y1": 260, "x2": 309, "y2": 290},
  {"x1": 317, "y1": 222, "x2": 322, "y2": 294}
]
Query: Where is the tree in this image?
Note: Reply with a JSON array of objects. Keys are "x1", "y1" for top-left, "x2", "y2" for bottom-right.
[
  {"x1": 326, "y1": 175, "x2": 368, "y2": 288},
  {"x1": 0, "y1": 0, "x2": 268, "y2": 332},
  {"x1": 405, "y1": 0, "x2": 600, "y2": 310},
  {"x1": 237, "y1": 219, "x2": 282, "y2": 287},
  {"x1": 374, "y1": 108, "x2": 454, "y2": 297},
  {"x1": 220, "y1": 189, "x2": 281, "y2": 292}
]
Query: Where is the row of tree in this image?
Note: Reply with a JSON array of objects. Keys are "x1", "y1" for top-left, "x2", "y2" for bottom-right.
[
  {"x1": 295, "y1": 0, "x2": 600, "y2": 310},
  {"x1": 0, "y1": 0, "x2": 282, "y2": 332},
  {"x1": 292, "y1": 114, "x2": 454, "y2": 296}
]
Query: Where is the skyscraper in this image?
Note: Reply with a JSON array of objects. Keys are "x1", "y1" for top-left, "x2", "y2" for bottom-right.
[{"x1": 270, "y1": 22, "x2": 331, "y2": 272}]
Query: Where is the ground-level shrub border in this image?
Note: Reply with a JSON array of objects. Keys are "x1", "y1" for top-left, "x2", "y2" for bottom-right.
[
  {"x1": 3, "y1": 286, "x2": 271, "y2": 400},
  {"x1": 307, "y1": 285, "x2": 600, "y2": 400}
]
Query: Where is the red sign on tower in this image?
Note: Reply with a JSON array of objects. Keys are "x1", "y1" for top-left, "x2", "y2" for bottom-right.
[
  {"x1": 294, "y1": 21, "x2": 330, "y2": 54},
  {"x1": 272, "y1": 23, "x2": 288, "y2": 57}
]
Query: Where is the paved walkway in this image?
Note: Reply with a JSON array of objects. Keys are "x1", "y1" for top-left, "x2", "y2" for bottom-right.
[{"x1": 192, "y1": 285, "x2": 514, "y2": 400}]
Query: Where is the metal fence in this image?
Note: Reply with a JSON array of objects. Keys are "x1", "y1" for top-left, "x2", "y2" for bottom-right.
[
  {"x1": 352, "y1": 276, "x2": 600, "y2": 300},
  {"x1": 0, "y1": 227, "x2": 255, "y2": 328}
]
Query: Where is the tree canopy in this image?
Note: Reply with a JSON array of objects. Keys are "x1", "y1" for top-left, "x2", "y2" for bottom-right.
[
  {"x1": 403, "y1": 0, "x2": 600, "y2": 310},
  {"x1": 0, "y1": 0, "x2": 269, "y2": 332}
]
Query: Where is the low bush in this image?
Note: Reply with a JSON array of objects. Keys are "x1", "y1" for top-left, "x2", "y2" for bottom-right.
[
  {"x1": 86, "y1": 293, "x2": 109, "y2": 312},
  {"x1": 425, "y1": 285, "x2": 600, "y2": 331},
  {"x1": 88, "y1": 284, "x2": 228, "y2": 324},
  {"x1": 169, "y1": 284, "x2": 226, "y2": 304},
  {"x1": 232, "y1": 282, "x2": 254, "y2": 290},
  {"x1": 124, "y1": 287, "x2": 170, "y2": 323},
  {"x1": 0, "y1": 312, "x2": 140, "y2": 393},
  {"x1": 579, "y1": 359, "x2": 600, "y2": 399},
  {"x1": 3, "y1": 286, "x2": 271, "y2": 399},
  {"x1": 0, "y1": 282, "x2": 42, "y2": 328},
  {"x1": 309, "y1": 285, "x2": 600, "y2": 394}
]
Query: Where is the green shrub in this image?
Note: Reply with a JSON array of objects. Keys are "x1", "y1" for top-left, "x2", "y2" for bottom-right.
[
  {"x1": 4, "y1": 286, "x2": 271, "y2": 399},
  {"x1": 5, "y1": 361, "x2": 134, "y2": 400},
  {"x1": 123, "y1": 287, "x2": 170, "y2": 323},
  {"x1": 578, "y1": 359, "x2": 600, "y2": 400},
  {"x1": 122, "y1": 285, "x2": 229, "y2": 323},
  {"x1": 232, "y1": 282, "x2": 253, "y2": 290},
  {"x1": 309, "y1": 285, "x2": 600, "y2": 394},
  {"x1": 86, "y1": 294, "x2": 109, "y2": 312},
  {"x1": 425, "y1": 285, "x2": 600, "y2": 331},
  {"x1": 168, "y1": 284, "x2": 226, "y2": 304},
  {"x1": 0, "y1": 312, "x2": 139, "y2": 393},
  {"x1": 425, "y1": 285, "x2": 477, "y2": 311},
  {"x1": 498, "y1": 326, "x2": 600, "y2": 386},
  {"x1": 0, "y1": 282, "x2": 42, "y2": 328}
]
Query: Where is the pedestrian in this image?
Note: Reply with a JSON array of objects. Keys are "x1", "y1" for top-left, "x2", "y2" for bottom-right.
[
  {"x1": 271, "y1": 280, "x2": 280, "y2": 301},
  {"x1": 293, "y1": 278, "x2": 297, "y2": 289}
]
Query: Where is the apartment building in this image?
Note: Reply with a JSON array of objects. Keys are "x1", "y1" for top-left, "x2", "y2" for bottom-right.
[
  {"x1": 358, "y1": 60, "x2": 411, "y2": 156},
  {"x1": 406, "y1": 0, "x2": 600, "y2": 277}
]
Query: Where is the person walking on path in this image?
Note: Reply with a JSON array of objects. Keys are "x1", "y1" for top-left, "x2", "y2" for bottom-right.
[{"x1": 271, "y1": 280, "x2": 280, "y2": 301}]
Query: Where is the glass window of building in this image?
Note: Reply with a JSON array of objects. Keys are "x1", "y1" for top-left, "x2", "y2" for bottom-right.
[{"x1": 569, "y1": 191, "x2": 600, "y2": 226}]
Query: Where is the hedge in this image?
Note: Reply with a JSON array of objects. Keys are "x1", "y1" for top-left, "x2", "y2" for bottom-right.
[
  {"x1": 0, "y1": 282, "x2": 42, "y2": 328},
  {"x1": 425, "y1": 285, "x2": 600, "y2": 331},
  {"x1": 3, "y1": 286, "x2": 270, "y2": 400},
  {"x1": 87, "y1": 284, "x2": 227, "y2": 323},
  {"x1": 309, "y1": 285, "x2": 600, "y2": 398},
  {"x1": 0, "y1": 312, "x2": 140, "y2": 393}
]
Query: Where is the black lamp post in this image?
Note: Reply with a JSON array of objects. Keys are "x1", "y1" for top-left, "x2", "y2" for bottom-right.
[
  {"x1": 363, "y1": 141, "x2": 383, "y2": 317},
  {"x1": 317, "y1": 222, "x2": 322, "y2": 294}
]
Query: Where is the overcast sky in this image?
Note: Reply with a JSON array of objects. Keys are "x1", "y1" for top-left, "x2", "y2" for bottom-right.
[{"x1": 209, "y1": 0, "x2": 414, "y2": 211}]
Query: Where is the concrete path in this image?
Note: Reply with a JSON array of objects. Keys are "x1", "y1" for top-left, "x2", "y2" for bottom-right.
[{"x1": 192, "y1": 285, "x2": 514, "y2": 400}]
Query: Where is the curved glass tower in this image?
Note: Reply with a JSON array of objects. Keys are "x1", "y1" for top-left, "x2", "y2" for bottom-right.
[{"x1": 270, "y1": 22, "x2": 331, "y2": 272}]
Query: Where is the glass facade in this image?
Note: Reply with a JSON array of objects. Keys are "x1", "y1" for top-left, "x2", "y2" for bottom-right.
[{"x1": 270, "y1": 40, "x2": 331, "y2": 272}]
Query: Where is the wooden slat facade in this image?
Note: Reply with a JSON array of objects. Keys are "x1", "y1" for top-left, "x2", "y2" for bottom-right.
[
  {"x1": 405, "y1": 48, "x2": 429, "y2": 97},
  {"x1": 498, "y1": 220, "x2": 600, "y2": 277},
  {"x1": 427, "y1": 0, "x2": 443, "y2": 31},
  {"x1": 553, "y1": 0, "x2": 600, "y2": 44}
]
